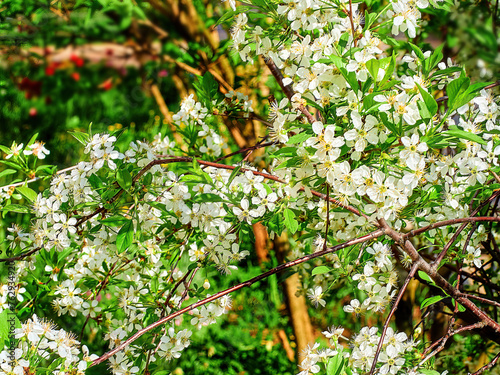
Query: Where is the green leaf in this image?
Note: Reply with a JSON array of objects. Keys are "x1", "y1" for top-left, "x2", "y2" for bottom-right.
[
  {"x1": 192, "y1": 193, "x2": 225, "y2": 203},
  {"x1": 287, "y1": 132, "x2": 312, "y2": 145},
  {"x1": 363, "y1": 10, "x2": 378, "y2": 31},
  {"x1": 116, "y1": 220, "x2": 134, "y2": 253},
  {"x1": 380, "y1": 54, "x2": 396, "y2": 86},
  {"x1": 150, "y1": 277, "x2": 159, "y2": 293},
  {"x1": 419, "y1": 370, "x2": 440, "y2": 375},
  {"x1": 430, "y1": 66, "x2": 462, "y2": 79},
  {"x1": 101, "y1": 215, "x2": 131, "y2": 227},
  {"x1": 446, "y1": 75, "x2": 469, "y2": 110},
  {"x1": 451, "y1": 299, "x2": 466, "y2": 312},
  {"x1": 312, "y1": 266, "x2": 331, "y2": 275},
  {"x1": 27, "y1": 133, "x2": 39, "y2": 147},
  {"x1": 15, "y1": 186, "x2": 38, "y2": 203},
  {"x1": 0, "y1": 160, "x2": 23, "y2": 171},
  {"x1": 283, "y1": 208, "x2": 299, "y2": 234},
  {"x1": 117, "y1": 168, "x2": 133, "y2": 191},
  {"x1": 268, "y1": 213, "x2": 285, "y2": 236},
  {"x1": 418, "y1": 270, "x2": 435, "y2": 285},
  {"x1": 421, "y1": 295, "x2": 445, "y2": 310},
  {"x1": 227, "y1": 166, "x2": 242, "y2": 187},
  {"x1": 366, "y1": 58, "x2": 380, "y2": 81},
  {"x1": 0, "y1": 310, "x2": 21, "y2": 352},
  {"x1": 68, "y1": 130, "x2": 90, "y2": 146},
  {"x1": 271, "y1": 147, "x2": 298, "y2": 158},
  {"x1": 426, "y1": 44, "x2": 444, "y2": 73},
  {"x1": 408, "y1": 43, "x2": 425, "y2": 61},
  {"x1": 2, "y1": 204, "x2": 30, "y2": 213},
  {"x1": 0, "y1": 169, "x2": 16, "y2": 179},
  {"x1": 444, "y1": 127, "x2": 486, "y2": 145},
  {"x1": 327, "y1": 352, "x2": 345, "y2": 375},
  {"x1": 380, "y1": 112, "x2": 400, "y2": 136},
  {"x1": 416, "y1": 83, "x2": 438, "y2": 118}
]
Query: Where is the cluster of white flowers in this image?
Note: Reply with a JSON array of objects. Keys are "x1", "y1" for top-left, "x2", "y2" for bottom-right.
[
  {"x1": 298, "y1": 324, "x2": 419, "y2": 375},
  {"x1": 348, "y1": 326, "x2": 417, "y2": 375},
  {"x1": 0, "y1": 314, "x2": 98, "y2": 375},
  {"x1": 172, "y1": 94, "x2": 208, "y2": 125},
  {"x1": 343, "y1": 243, "x2": 397, "y2": 314}
]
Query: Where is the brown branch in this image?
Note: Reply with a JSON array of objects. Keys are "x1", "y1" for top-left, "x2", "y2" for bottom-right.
[
  {"x1": 90, "y1": 229, "x2": 384, "y2": 367},
  {"x1": 0, "y1": 144, "x2": 368, "y2": 264},
  {"x1": 140, "y1": 157, "x2": 368, "y2": 219},
  {"x1": 368, "y1": 263, "x2": 418, "y2": 375},
  {"x1": 419, "y1": 321, "x2": 487, "y2": 367},
  {"x1": 264, "y1": 59, "x2": 316, "y2": 124},
  {"x1": 379, "y1": 219, "x2": 500, "y2": 340},
  {"x1": 404, "y1": 216, "x2": 500, "y2": 239},
  {"x1": 459, "y1": 293, "x2": 500, "y2": 308},
  {"x1": 213, "y1": 138, "x2": 276, "y2": 163},
  {"x1": 433, "y1": 202, "x2": 500, "y2": 270},
  {"x1": 471, "y1": 351, "x2": 500, "y2": 375},
  {"x1": 0, "y1": 246, "x2": 41, "y2": 263}
]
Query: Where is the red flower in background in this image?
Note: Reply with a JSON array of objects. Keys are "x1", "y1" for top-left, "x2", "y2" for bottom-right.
[
  {"x1": 70, "y1": 54, "x2": 85, "y2": 67},
  {"x1": 71, "y1": 72, "x2": 80, "y2": 81},
  {"x1": 45, "y1": 62, "x2": 61, "y2": 76},
  {"x1": 99, "y1": 78, "x2": 113, "y2": 91}
]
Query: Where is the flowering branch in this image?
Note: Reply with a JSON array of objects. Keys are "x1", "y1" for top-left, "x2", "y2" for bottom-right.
[
  {"x1": 368, "y1": 263, "x2": 419, "y2": 375},
  {"x1": 380, "y1": 219, "x2": 500, "y2": 340},
  {"x1": 90, "y1": 229, "x2": 384, "y2": 367},
  {"x1": 264, "y1": 58, "x2": 316, "y2": 124}
]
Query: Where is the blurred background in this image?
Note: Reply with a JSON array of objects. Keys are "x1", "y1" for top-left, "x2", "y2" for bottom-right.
[{"x1": 0, "y1": 0, "x2": 499, "y2": 373}]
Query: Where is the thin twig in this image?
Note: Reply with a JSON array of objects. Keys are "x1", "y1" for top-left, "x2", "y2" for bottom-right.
[
  {"x1": 404, "y1": 216, "x2": 500, "y2": 239},
  {"x1": 0, "y1": 165, "x2": 78, "y2": 189},
  {"x1": 460, "y1": 293, "x2": 500, "y2": 308},
  {"x1": 471, "y1": 351, "x2": 500, "y2": 375},
  {"x1": 418, "y1": 322, "x2": 486, "y2": 367},
  {"x1": 324, "y1": 184, "x2": 330, "y2": 252},
  {"x1": 0, "y1": 156, "x2": 368, "y2": 263},
  {"x1": 264, "y1": 58, "x2": 316, "y2": 124},
  {"x1": 379, "y1": 219, "x2": 500, "y2": 337},
  {"x1": 90, "y1": 229, "x2": 385, "y2": 367},
  {"x1": 368, "y1": 263, "x2": 418, "y2": 375}
]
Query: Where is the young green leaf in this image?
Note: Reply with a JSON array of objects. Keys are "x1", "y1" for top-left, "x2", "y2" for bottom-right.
[
  {"x1": 117, "y1": 168, "x2": 133, "y2": 191},
  {"x1": 101, "y1": 215, "x2": 131, "y2": 227},
  {"x1": 15, "y1": 186, "x2": 38, "y2": 203},
  {"x1": 418, "y1": 270, "x2": 435, "y2": 285},
  {"x1": 420, "y1": 295, "x2": 445, "y2": 310},
  {"x1": 283, "y1": 208, "x2": 299, "y2": 234},
  {"x1": 116, "y1": 220, "x2": 134, "y2": 253},
  {"x1": 312, "y1": 266, "x2": 331, "y2": 275},
  {"x1": 68, "y1": 131, "x2": 90, "y2": 146},
  {"x1": 327, "y1": 352, "x2": 345, "y2": 375}
]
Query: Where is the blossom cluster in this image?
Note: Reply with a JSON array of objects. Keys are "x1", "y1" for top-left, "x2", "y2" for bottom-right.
[{"x1": 0, "y1": 314, "x2": 97, "y2": 375}]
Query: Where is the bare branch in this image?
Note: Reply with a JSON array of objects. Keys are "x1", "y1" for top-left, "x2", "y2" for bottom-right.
[{"x1": 471, "y1": 351, "x2": 500, "y2": 375}]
